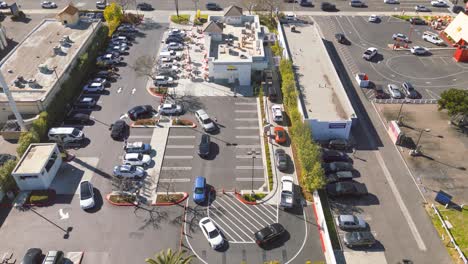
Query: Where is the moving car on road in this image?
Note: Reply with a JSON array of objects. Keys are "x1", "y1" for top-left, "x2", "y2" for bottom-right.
[
  {"x1": 198, "y1": 134, "x2": 211, "y2": 158},
  {"x1": 254, "y1": 223, "x2": 285, "y2": 246},
  {"x1": 335, "y1": 33, "x2": 347, "y2": 44},
  {"x1": 431, "y1": 0, "x2": 447, "y2": 7},
  {"x1": 199, "y1": 217, "x2": 224, "y2": 249},
  {"x1": 113, "y1": 165, "x2": 145, "y2": 179},
  {"x1": 422, "y1": 31, "x2": 444, "y2": 45},
  {"x1": 362, "y1": 47, "x2": 377, "y2": 60},
  {"x1": 410, "y1": 46, "x2": 428, "y2": 55},
  {"x1": 41, "y1": 1, "x2": 57, "y2": 8},
  {"x1": 274, "y1": 149, "x2": 289, "y2": 171},
  {"x1": 344, "y1": 231, "x2": 376, "y2": 248},
  {"x1": 384, "y1": 0, "x2": 399, "y2": 4},
  {"x1": 326, "y1": 181, "x2": 368, "y2": 197},
  {"x1": 137, "y1": 2, "x2": 153, "y2": 10},
  {"x1": 127, "y1": 105, "x2": 155, "y2": 121},
  {"x1": 392, "y1": 33, "x2": 409, "y2": 42},
  {"x1": 195, "y1": 109, "x2": 217, "y2": 132},
  {"x1": 336, "y1": 214, "x2": 367, "y2": 230},
  {"x1": 206, "y1": 2, "x2": 221, "y2": 10},
  {"x1": 123, "y1": 153, "x2": 151, "y2": 168},
  {"x1": 321, "y1": 2, "x2": 336, "y2": 10},
  {"x1": 387, "y1": 84, "x2": 402, "y2": 99},
  {"x1": 158, "y1": 103, "x2": 183, "y2": 115},
  {"x1": 274, "y1": 127, "x2": 287, "y2": 144},
  {"x1": 110, "y1": 120, "x2": 129, "y2": 140},
  {"x1": 350, "y1": 0, "x2": 365, "y2": 7},
  {"x1": 79, "y1": 181, "x2": 95, "y2": 210},
  {"x1": 415, "y1": 5, "x2": 431, "y2": 12}
]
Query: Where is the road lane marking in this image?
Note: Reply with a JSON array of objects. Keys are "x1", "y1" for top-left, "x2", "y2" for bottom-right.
[
  {"x1": 217, "y1": 198, "x2": 267, "y2": 229},
  {"x1": 184, "y1": 199, "x2": 209, "y2": 264},
  {"x1": 235, "y1": 136, "x2": 259, "y2": 139},
  {"x1": 235, "y1": 166, "x2": 264, "y2": 170},
  {"x1": 209, "y1": 217, "x2": 244, "y2": 242},
  {"x1": 235, "y1": 177, "x2": 265, "y2": 181},
  {"x1": 236, "y1": 155, "x2": 255, "y2": 159},
  {"x1": 159, "y1": 178, "x2": 191, "y2": 182},
  {"x1": 375, "y1": 151, "x2": 427, "y2": 251},
  {"x1": 235, "y1": 144, "x2": 261, "y2": 149},
  {"x1": 128, "y1": 135, "x2": 152, "y2": 139},
  {"x1": 166, "y1": 145, "x2": 194, "y2": 149},
  {"x1": 168, "y1": 135, "x2": 196, "y2": 139},
  {"x1": 164, "y1": 156, "x2": 193, "y2": 159},
  {"x1": 212, "y1": 200, "x2": 258, "y2": 233},
  {"x1": 235, "y1": 127, "x2": 259, "y2": 130},
  {"x1": 160, "y1": 167, "x2": 192, "y2": 171}
]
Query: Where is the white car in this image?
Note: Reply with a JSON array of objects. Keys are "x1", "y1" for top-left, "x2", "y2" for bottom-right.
[
  {"x1": 113, "y1": 165, "x2": 145, "y2": 178},
  {"x1": 392, "y1": 33, "x2": 409, "y2": 42},
  {"x1": 111, "y1": 36, "x2": 128, "y2": 42},
  {"x1": 368, "y1": 15, "x2": 379, "y2": 22},
  {"x1": 384, "y1": 0, "x2": 399, "y2": 4},
  {"x1": 158, "y1": 103, "x2": 183, "y2": 115},
  {"x1": 96, "y1": 1, "x2": 108, "y2": 9},
  {"x1": 91, "y1": 77, "x2": 108, "y2": 86},
  {"x1": 154, "y1": 75, "x2": 174, "y2": 85},
  {"x1": 123, "y1": 153, "x2": 152, "y2": 168},
  {"x1": 83, "y1": 82, "x2": 105, "y2": 93},
  {"x1": 167, "y1": 42, "x2": 184, "y2": 51},
  {"x1": 285, "y1": 12, "x2": 297, "y2": 21},
  {"x1": 0, "y1": 1, "x2": 8, "y2": 8},
  {"x1": 415, "y1": 5, "x2": 430, "y2": 11},
  {"x1": 362, "y1": 47, "x2": 377, "y2": 60},
  {"x1": 199, "y1": 217, "x2": 224, "y2": 249},
  {"x1": 41, "y1": 1, "x2": 57, "y2": 8},
  {"x1": 387, "y1": 84, "x2": 402, "y2": 99},
  {"x1": 335, "y1": 214, "x2": 367, "y2": 230},
  {"x1": 159, "y1": 63, "x2": 179, "y2": 72},
  {"x1": 108, "y1": 45, "x2": 127, "y2": 53},
  {"x1": 422, "y1": 32, "x2": 444, "y2": 45},
  {"x1": 431, "y1": 0, "x2": 447, "y2": 7},
  {"x1": 271, "y1": 105, "x2": 283, "y2": 122},
  {"x1": 410, "y1": 46, "x2": 428, "y2": 55},
  {"x1": 169, "y1": 28, "x2": 186, "y2": 38},
  {"x1": 79, "y1": 181, "x2": 95, "y2": 210}
]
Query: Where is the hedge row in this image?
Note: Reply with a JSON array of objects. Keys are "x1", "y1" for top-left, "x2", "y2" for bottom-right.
[{"x1": 278, "y1": 59, "x2": 326, "y2": 192}]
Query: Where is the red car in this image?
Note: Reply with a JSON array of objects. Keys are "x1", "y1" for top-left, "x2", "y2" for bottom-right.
[{"x1": 274, "y1": 127, "x2": 287, "y2": 144}]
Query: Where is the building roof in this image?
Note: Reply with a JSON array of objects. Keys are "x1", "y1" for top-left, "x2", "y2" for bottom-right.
[
  {"x1": 284, "y1": 24, "x2": 355, "y2": 121},
  {"x1": 203, "y1": 21, "x2": 223, "y2": 33},
  {"x1": 58, "y1": 4, "x2": 79, "y2": 16},
  {"x1": 0, "y1": 19, "x2": 97, "y2": 103},
  {"x1": 444, "y1": 13, "x2": 468, "y2": 43},
  {"x1": 224, "y1": 5, "x2": 243, "y2": 17},
  {"x1": 13, "y1": 143, "x2": 57, "y2": 175}
]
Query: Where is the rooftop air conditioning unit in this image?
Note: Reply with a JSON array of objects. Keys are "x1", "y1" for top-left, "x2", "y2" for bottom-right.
[{"x1": 38, "y1": 64, "x2": 50, "y2": 74}]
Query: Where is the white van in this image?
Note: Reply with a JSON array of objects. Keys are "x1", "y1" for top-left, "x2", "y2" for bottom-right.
[{"x1": 48, "y1": 127, "x2": 84, "y2": 144}]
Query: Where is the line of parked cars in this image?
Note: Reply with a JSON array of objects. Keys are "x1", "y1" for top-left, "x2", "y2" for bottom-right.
[
  {"x1": 113, "y1": 141, "x2": 152, "y2": 180},
  {"x1": 21, "y1": 248, "x2": 66, "y2": 264},
  {"x1": 153, "y1": 28, "x2": 187, "y2": 86}
]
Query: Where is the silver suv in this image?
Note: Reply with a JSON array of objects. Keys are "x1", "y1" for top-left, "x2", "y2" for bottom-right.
[{"x1": 195, "y1": 109, "x2": 217, "y2": 132}]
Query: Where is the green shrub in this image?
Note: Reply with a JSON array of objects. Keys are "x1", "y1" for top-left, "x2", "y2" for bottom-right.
[
  {"x1": 0, "y1": 160, "x2": 18, "y2": 192},
  {"x1": 171, "y1": 14, "x2": 190, "y2": 25},
  {"x1": 438, "y1": 88, "x2": 468, "y2": 116},
  {"x1": 259, "y1": 14, "x2": 277, "y2": 33},
  {"x1": 16, "y1": 130, "x2": 40, "y2": 157},
  {"x1": 31, "y1": 111, "x2": 48, "y2": 141},
  {"x1": 27, "y1": 190, "x2": 53, "y2": 204},
  {"x1": 271, "y1": 41, "x2": 283, "y2": 57},
  {"x1": 243, "y1": 193, "x2": 267, "y2": 202}
]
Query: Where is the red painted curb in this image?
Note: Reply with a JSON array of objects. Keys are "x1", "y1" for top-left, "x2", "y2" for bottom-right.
[
  {"x1": 439, "y1": 32, "x2": 456, "y2": 47},
  {"x1": 153, "y1": 192, "x2": 188, "y2": 206},
  {"x1": 312, "y1": 200, "x2": 326, "y2": 253},
  {"x1": 235, "y1": 192, "x2": 257, "y2": 205},
  {"x1": 105, "y1": 194, "x2": 135, "y2": 206}
]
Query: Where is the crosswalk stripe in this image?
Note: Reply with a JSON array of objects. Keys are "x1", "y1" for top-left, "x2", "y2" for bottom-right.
[
  {"x1": 168, "y1": 135, "x2": 196, "y2": 139},
  {"x1": 235, "y1": 102, "x2": 257, "y2": 105},
  {"x1": 235, "y1": 110, "x2": 257, "y2": 113},
  {"x1": 161, "y1": 167, "x2": 192, "y2": 171},
  {"x1": 235, "y1": 118, "x2": 258, "y2": 121},
  {"x1": 128, "y1": 135, "x2": 152, "y2": 139},
  {"x1": 164, "y1": 156, "x2": 193, "y2": 159},
  {"x1": 235, "y1": 135, "x2": 259, "y2": 139}
]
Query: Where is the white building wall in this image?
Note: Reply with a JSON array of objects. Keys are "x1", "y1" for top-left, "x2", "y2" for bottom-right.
[
  {"x1": 210, "y1": 62, "x2": 252, "y2": 85},
  {"x1": 306, "y1": 119, "x2": 352, "y2": 141}
]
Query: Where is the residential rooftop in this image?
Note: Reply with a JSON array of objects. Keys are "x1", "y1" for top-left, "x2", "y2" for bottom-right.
[
  {"x1": 284, "y1": 24, "x2": 355, "y2": 121},
  {"x1": 13, "y1": 143, "x2": 57, "y2": 175},
  {"x1": 0, "y1": 19, "x2": 97, "y2": 102}
]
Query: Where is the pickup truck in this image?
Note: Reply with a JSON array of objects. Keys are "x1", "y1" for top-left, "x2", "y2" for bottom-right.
[{"x1": 280, "y1": 176, "x2": 294, "y2": 208}]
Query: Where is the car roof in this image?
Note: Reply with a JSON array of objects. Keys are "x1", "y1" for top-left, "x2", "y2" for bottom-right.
[
  {"x1": 274, "y1": 126, "x2": 285, "y2": 131},
  {"x1": 339, "y1": 215, "x2": 355, "y2": 222},
  {"x1": 195, "y1": 176, "x2": 206, "y2": 187},
  {"x1": 200, "y1": 217, "x2": 216, "y2": 231},
  {"x1": 127, "y1": 141, "x2": 143, "y2": 148},
  {"x1": 125, "y1": 153, "x2": 140, "y2": 159}
]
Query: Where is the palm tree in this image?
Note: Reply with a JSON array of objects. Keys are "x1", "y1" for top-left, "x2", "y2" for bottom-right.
[{"x1": 145, "y1": 249, "x2": 194, "y2": 264}]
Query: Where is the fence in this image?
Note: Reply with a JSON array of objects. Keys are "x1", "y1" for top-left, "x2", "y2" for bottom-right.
[{"x1": 374, "y1": 98, "x2": 438, "y2": 104}]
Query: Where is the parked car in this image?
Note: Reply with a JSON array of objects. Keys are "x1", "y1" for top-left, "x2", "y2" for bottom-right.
[
  {"x1": 300, "y1": 0, "x2": 313, "y2": 7},
  {"x1": 110, "y1": 120, "x2": 129, "y2": 140},
  {"x1": 335, "y1": 33, "x2": 347, "y2": 44},
  {"x1": 415, "y1": 5, "x2": 430, "y2": 12},
  {"x1": 79, "y1": 181, "x2": 95, "y2": 210},
  {"x1": 431, "y1": 0, "x2": 447, "y2": 7},
  {"x1": 362, "y1": 47, "x2": 377, "y2": 60},
  {"x1": 0, "y1": 1, "x2": 8, "y2": 8},
  {"x1": 336, "y1": 214, "x2": 367, "y2": 230},
  {"x1": 107, "y1": 45, "x2": 127, "y2": 53},
  {"x1": 0, "y1": 154, "x2": 16, "y2": 166},
  {"x1": 271, "y1": 105, "x2": 283, "y2": 122},
  {"x1": 322, "y1": 161, "x2": 353, "y2": 174},
  {"x1": 65, "y1": 112, "x2": 90, "y2": 124},
  {"x1": 127, "y1": 105, "x2": 154, "y2": 121},
  {"x1": 195, "y1": 109, "x2": 217, "y2": 132},
  {"x1": 91, "y1": 77, "x2": 109, "y2": 86},
  {"x1": 326, "y1": 171, "x2": 355, "y2": 183},
  {"x1": 22, "y1": 248, "x2": 43, "y2": 264},
  {"x1": 199, "y1": 217, "x2": 224, "y2": 249},
  {"x1": 422, "y1": 31, "x2": 444, "y2": 45},
  {"x1": 137, "y1": 2, "x2": 153, "y2": 10},
  {"x1": 326, "y1": 181, "x2": 368, "y2": 197},
  {"x1": 392, "y1": 33, "x2": 409, "y2": 42},
  {"x1": 165, "y1": 36, "x2": 184, "y2": 44},
  {"x1": 327, "y1": 139, "x2": 353, "y2": 150},
  {"x1": 123, "y1": 153, "x2": 151, "y2": 168},
  {"x1": 409, "y1": 17, "x2": 426, "y2": 25},
  {"x1": 118, "y1": 24, "x2": 138, "y2": 33},
  {"x1": 280, "y1": 176, "x2": 294, "y2": 208},
  {"x1": 193, "y1": 176, "x2": 207, "y2": 203},
  {"x1": 274, "y1": 149, "x2": 288, "y2": 171},
  {"x1": 113, "y1": 165, "x2": 145, "y2": 178},
  {"x1": 368, "y1": 14, "x2": 379, "y2": 22},
  {"x1": 374, "y1": 86, "x2": 387, "y2": 99},
  {"x1": 168, "y1": 29, "x2": 186, "y2": 38},
  {"x1": 96, "y1": 1, "x2": 108, "y2": 9},
  {"x1": 274, "y1": 127, "x2": 287, "y2": 144},
  {"x1": 158, "y1": 103, "x2": 183, "y2": 115},
  {"x1": 350, "y1": 0, "x2": 365, "y2": 7},
  {"x1": 83, "y1": 82, "x2": 105, "y2": 93},
  {"x1": 167, "y1": 42, "x2": 184, "y2": 50},
  {"x1": 387, "y1": 84, "x2": 402, "y2": 99},
  {"x1": 206, "y1": 2, "x2": 221, "y2": 10},
  {"x1": 154, "y1": 75, "x2": 174, "y2": 86},
  {"x1": 384, "y1": 0, "x2": 399, "y2": 4},
  {"x1": 41, "y1": 1, "x2": 57, "y2": 8},
  {"x1": 410, "y1": 46, "x2": 428, "y2": 55},
  {"x1": 124, "y1": 142, "x2": 151, "y2": 154},
  {"x1": 43, "y1": 250, "x2": 65, "y2": 264},
  {"x1": 322, "y1": 148, "x2": 351, "y2": 163},
  {"x1": 74, "y1": 97, "x2": 97, "y2": 109},
  {"x1": 321, "y1": 2, "x2": 336, "y2": 10},
  {"x1": 95, "y1": 70, "x2": 114, "y2": 79},
  {"x1": 285, "y1": 13, "x2": 297, "y2": 21},
  {"x1": 344, "y1": 231, "x2": 376, "y2": 248},
  {"x1": 198, "y1": 134, "x2": 211, "y2": 157},
  {"x1": 401, "y1": 82, "x2": 418, "y2": 99},
  {"x1": 159, "y1": 63, "x2": 180, "y2": 72},
  {"x1": 254, "y1": 223, "x2": 285, "y2": 246},
  {"x1": 452, "y1": 5, "x2": 465, "y2": 13}
]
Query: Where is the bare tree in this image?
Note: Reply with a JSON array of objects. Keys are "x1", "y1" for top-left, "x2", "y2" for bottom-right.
[
  {"x1": 257, "y1": 0, "x2": 281, "y2": 18},
  {"x1": 115, "y1": 0, "x2": 136, "y2": 13},
  {"x1": 132, "y1": 56, "x2": 158, "y2": 81},
  {"x1": 241, "y1": 0, "x2": 260, "y2": 14}
]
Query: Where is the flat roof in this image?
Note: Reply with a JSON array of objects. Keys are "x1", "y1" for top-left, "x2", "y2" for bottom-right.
[
  {"x1": 13, "y1": 143, "x2": 57, "y2": 174},
  {"x1": 0, "y1": 19, "x2": 97, "y2": 102},
  {"x1": 284, "y1": 23, "x2": 355, "y2": 121}
]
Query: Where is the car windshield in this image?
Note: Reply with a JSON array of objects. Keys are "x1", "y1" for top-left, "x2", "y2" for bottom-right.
[
  {"x1": 203, "y1": 118, "x2": 212, "y2": 124},
  {"x1": 71, "y1": 129, "x2": 81, "y2": 137},
  {"x1": 195, "y1": 187, "x2": 204, "y2": 194},
  {"x1": 208, "y1": 229, "x2": 219, "y2": 238},
  {"x1": 277, "y1": 131, "x2": 284, "y2": 137},
  {"x1": 80, "y1": 184, "x2": 92, "y2": 199}
]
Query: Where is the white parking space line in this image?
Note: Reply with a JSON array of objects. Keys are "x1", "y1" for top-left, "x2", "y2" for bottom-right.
[
  {"x1": 159, "y1": 178, "x2": 191, "y2": 182},
  {"x1": 234, "y1": 118, "x2": 258, "y2": 121},
  {"x1": 212, "y1": 200, "x2": 258, "y2": 233},
  {"x1": 220, "y1": 197, "x2": 270, "y2": 228},
  {"x1": 208, "y1": 217, "x2": 244, "y2": 242},
  {"x1": 164, "y1": 156, "x2": 193, "y2": 159},
  {"x1": 235, "y1": 178, "x2": 265, "y2": 181},
  {"x1": 209, "y1": 205, "x2": 253, "y2": 241},
  {"x1": 235, "y1": 127, "x2": 259, "y2": 130},
  {"x1": 128, "y1": 135, "x2": 153, "y2": 139},
  {"x1": 235, "y1": 144, "x2": 261, "y2": 149},
  {"x1": 256, "y1": 203, "x2": 277, "y2": 219},
  {"x1": 236, "y1": 155, "x2": 254, "y2": 159},
  {"x1": 235, "y1": 110, "x2": 257, "y2": 113},
  {"x1": 168, "y1": 135, "x2": 196, "y2": 139},
  {"x1": 235, "y1": 166, "x2": 264, "y2": 170},
  {"x1": 235, "y1": 102, "x2": 257, "y2": 105},
  {"x1": 418, "y1": 57, "x2": 429, "y2": 67},
  {"x1": 166, "y1": 145, "x2": 194, "y2": 149},
  {"x1": 161, "y1": 167, "x2": 192, "y2": 171},
  {"x1": 235, "y1": 136, "x2": 259, "y2": 139}
]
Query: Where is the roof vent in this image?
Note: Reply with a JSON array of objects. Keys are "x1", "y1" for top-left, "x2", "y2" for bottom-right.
[{"x1": 38, "y1": 64, "x2": 51, "y2": 74}]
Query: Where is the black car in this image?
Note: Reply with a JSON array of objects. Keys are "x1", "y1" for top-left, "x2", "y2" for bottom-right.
[
  {"x1": 452, "y1": 5, "x2": 465, "y2": 13},
  {"x1": 94, "y1": 70, "x2": 114, "y2": 78},
  {"x1": 254, "y1": 223, "x2": 285, "y2": 246},
  {"x1": 137, "y1": 2, "x2": 153, "y2": 10},
  {"x1": 127, "y1": 105, "x2": 154, "y2": 121},
  {"x1": 335, "y1": 33, "x2": 346, "y2": 44},
  {"x1": 65, "y1": 112, "x2": 90, "y2": 124},
  {"x1": 21, "y1": 248, "x2": 43, "y2": 264},
  {"x1": 321, "y1": 2, "x2": 336, "y2": 11},
  {"x1": 165, "y1": 36, "x2": 184, "y2": 44},
  {"x1": 409, "y1": 17, "x2": 426, "y2": 25},
  {"x1": 401, "y1": 82, "x2": 418, "y2": 99},
  {"x1": 344, "y1": 231, "x2": 376, "y2": 248},
  {"x1": 110, "y1": 120, "x2": 129, "y2": 140},
  {"x1": 322, "y1": 161, "x2": 353, "y2": 174},
  {"x1": 326, "y1": 171, "x2": 355, "y2": 183},
  {"x1": 206, "y1": 2, "x2": 221, "y2": 10},
  {"x1": 322, "y1": 148, "x2": 351, "y2": 163},
  {"x1": 327, "y1": 139, "x2": 353, "y2": 150},
  {"x1": 198, "y1": 134, "x2": 211, "y2": 157},
  {"x1": 0, "y1": 154, "x2": 16, "y2": 166},
  {"x1": 326, "y1": 181, "x2": 368, "y2": 197},
  {"x1": 300, "y1": 0, "x2": 313, "y2": 6},
  {"x1": 74, "y1": 97, "x2": 97, "y2": 109}
]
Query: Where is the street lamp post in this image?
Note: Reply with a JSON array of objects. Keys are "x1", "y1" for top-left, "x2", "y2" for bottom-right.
[
  {"x1": 397, "y1": 99, "x2": 409, "y2": 125},
  {"x1": 410, "y1": 128, "x2": 430, "y2": 156},
  {"x1": 247, "y1": 149, "x2": 260, "y2": 196}
]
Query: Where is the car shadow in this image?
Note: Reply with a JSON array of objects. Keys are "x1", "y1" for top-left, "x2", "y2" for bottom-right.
[
  {"x1": 203, "y1": 142, "x2": 220, "y2": 161},
  {"x1": 369, "y1": 53, "x2": 384, "y2": 63},
  {"x1": 348, "y1": 240, "x2": 386, "y2": 252},
  {"x1": 216, "y1": 239, "x2": 230, "y2": 252},
  {"x1": 85, "y1": 188, "x2": 103, "y2": 213},
  {"x1": 150, "y1": 149, "x2": 157, "y2": 158}
]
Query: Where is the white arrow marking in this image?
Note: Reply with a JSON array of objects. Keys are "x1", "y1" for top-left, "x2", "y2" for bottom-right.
[
  {"x1": 117, "y1": 87, "x2": 122, "y2": 94},
  {"x1": 59, "y1": 209, "x2": 69, "y2": 220},
  {"x1": 131, "y1": 88, "x2": 136, "y2": 94}
]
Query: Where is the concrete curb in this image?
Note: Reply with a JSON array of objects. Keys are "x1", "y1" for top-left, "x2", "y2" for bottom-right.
[
  {"x1": 152, "y1": 192, "x2": 188, "y2": 206},
  {"x1": 105, "y1": 193, "x2": 136, "y2": 206}
]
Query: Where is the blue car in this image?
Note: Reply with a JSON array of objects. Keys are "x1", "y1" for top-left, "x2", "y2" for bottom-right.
[{"x1": 193, "y1": 176, "x2": 207, "y2": 203}]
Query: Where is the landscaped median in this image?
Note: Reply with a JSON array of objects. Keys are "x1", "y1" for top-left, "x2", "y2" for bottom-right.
[
  {"x1": 235, "y1": 191, "x2": 267, "y2": 205},
  {"x1": 106, "y1": 192, "x2": 137, "y2": 206},
  {"x1": 130, "y1": 118, "x2": 196, "y2": 128},
  {"x1": 153, "y1": 192, "x2": 188, "y2": 206}
]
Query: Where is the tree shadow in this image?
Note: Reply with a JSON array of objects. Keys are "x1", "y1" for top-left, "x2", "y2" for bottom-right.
[{"x1": 139, "y1": 18, "x2": 164, "y2": 31}]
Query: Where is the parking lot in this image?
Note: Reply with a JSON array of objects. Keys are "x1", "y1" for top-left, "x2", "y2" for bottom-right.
[{"x1": 313, "y1": 15, "x2": 468, "y2": 102}]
